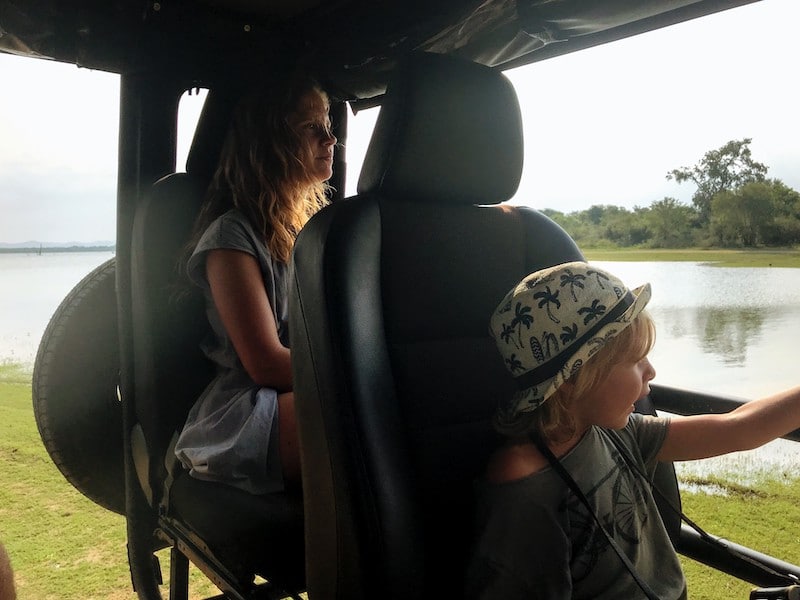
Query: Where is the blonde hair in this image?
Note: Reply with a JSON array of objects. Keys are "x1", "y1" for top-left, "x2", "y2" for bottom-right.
[
  {"x1": 498, "y1": 311, "x2": 656, "y2": 444},
  {"x1": 189, "y1": 74, "x2": 331, "y2": 263}
]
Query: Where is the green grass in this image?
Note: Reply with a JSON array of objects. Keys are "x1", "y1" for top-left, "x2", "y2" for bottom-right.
[
  {"x1": 3, "y1": 361, "x2": 800, "y2": 598},
  {"x1": 583, "y1": 247, "x2": 800, "y2": 268},
  {"x1": 0, "y1": 363, "x2": 217, "y2": 599},
  {"x1": 678, "y1": 475, "x2": 800, "y2": 599}
]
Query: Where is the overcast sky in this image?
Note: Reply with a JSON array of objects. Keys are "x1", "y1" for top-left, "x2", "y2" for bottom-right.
[{"x1": 1, "y1": 0, "x2": 798, "y2": 243}]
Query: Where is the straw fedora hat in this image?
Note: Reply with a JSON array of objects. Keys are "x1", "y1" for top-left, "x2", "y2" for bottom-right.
[{"x1": 489, "y1": 261, "x2": 651, "y2": 425}]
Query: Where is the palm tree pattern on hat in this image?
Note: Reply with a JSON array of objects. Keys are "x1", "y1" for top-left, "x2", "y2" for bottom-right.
[{"x1": 489, "y1": 261, "x2": 651, "y2": 425}]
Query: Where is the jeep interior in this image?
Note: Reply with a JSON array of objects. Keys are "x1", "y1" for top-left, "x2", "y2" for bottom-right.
[{"x1": 3, "y1": 1, "x2": 800, "y2": 599}]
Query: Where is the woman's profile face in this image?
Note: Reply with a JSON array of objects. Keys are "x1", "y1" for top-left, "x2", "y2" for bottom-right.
[{"x1": 291, "y1": 89, "x2": 336, "y2": 183}]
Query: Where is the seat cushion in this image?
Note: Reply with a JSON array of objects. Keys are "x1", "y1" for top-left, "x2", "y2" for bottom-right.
[{"x1": 169, "y1": 472, "x2": 305, "y2": 590}]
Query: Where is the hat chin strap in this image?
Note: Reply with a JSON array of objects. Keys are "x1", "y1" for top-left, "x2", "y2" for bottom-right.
[{"x1": 514, "y1": 290, "x2": 635, "y2": 393}]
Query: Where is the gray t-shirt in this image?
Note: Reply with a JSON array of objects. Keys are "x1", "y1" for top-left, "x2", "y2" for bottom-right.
[
  {"x1": 174, "y1": 208, "x2": 288, "y2": 495},
  {"x1": 467, "y1": 413, "x2": 687, "y2": 600}
]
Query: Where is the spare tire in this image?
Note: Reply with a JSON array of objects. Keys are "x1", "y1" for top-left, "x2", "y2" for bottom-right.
[{"x1": 32, "y1": 257, "x2": 125, "y2": 515}]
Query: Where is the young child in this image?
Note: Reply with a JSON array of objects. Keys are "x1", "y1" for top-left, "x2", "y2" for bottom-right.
[{"x1": 467, "y1": 261, "x2": 800, "y2": 600}]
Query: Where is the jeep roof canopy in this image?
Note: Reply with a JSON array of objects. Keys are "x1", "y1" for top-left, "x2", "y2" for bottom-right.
[{"x1": 0, "y1": 0, "x2": 759, "y2": 101}]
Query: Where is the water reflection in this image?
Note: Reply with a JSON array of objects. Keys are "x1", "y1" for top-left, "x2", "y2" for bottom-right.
[
  {"x1": 695, "y1": 307, "x2": 764, "y2": 366},
  {"x1": 593, "y1": 262, "x2": 800, "y2": 398},
  {"x1": 657, "y1": 306, "x2": 765, "y2": 366}
]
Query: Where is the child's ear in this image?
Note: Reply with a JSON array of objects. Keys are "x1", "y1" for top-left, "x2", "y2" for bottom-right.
[
  {"x1": 557, "y1": 380, "x2": 577, "y2": 406},
  {"x1": 559, "y1": 380, "x2": 576, "y2": 395}
]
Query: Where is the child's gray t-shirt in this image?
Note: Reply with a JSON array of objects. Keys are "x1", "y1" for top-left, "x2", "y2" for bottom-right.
[
  {"x1": 467, "y1": 413, "x2": 687, "y2": 600},
  {"x1": 174, "y1": 208, "x2": 288, "y2": 495}
]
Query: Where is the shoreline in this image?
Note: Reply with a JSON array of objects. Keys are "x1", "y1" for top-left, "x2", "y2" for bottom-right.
[
  {"x1": 583, "y1": 247, "x2": 800, "y2": 268},
  {"x1": 0, "y1": 246, "x2": 115, "y2": 254}
]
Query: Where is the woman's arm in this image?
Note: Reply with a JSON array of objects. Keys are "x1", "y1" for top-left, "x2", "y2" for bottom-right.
[
  {"x1": 657, "y1": 385, "x2": 800, "y2": 462},
  {"x1": 206, "y1": 248, "x2": 293, "y2": 391}
]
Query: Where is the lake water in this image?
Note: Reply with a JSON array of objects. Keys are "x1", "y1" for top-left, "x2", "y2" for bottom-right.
[
  {"x1": 1, "y1": 253, "x2": 799, "y2": 485},
  {"x1": 592, "y1": 261, "x2": 800, "y2": 399},
  {"x1": 595, "y1": 261, "x2": 800, "y2": 488},
  {"x1": 0, "y1": 251, "x2": 114, "y2": 365}
]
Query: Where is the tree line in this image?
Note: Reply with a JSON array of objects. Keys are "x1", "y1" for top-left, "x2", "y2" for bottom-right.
[{"x1": 541, "y1": 139, "x2": 800, "y2": 248}]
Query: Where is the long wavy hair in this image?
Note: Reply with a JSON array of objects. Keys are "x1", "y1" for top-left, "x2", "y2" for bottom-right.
[
  {"x1": 188, "y1": 74, "x2": 331, "y2": 264},
  {"x1": 497, "y1": 311, "x2": 657, "y2": 445}
]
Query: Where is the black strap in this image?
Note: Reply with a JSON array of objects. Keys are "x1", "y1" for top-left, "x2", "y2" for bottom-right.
[
  {"x1": 530, "y1": 433, "x2": 662, "y2": 600},
  {"x1": 602, "y1": 430, "x2": 800, "y2": 587},
  {"x1": 514, "y1": 291, "x2": 636, "y2": 392}
]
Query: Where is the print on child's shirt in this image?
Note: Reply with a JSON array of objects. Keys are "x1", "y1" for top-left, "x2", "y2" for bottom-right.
[{"x1": 562, "y1": 445, "x2": 650, "y2": 582}]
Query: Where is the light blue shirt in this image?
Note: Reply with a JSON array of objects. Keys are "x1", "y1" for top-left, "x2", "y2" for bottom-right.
[{"x1": 174, "y1": 209, "x2": 287, "y2": 494}]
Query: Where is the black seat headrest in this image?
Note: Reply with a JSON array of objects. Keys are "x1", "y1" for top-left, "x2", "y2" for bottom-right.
[{"x1": 357, "y1": 52, "x2": 523, "y2": 206}]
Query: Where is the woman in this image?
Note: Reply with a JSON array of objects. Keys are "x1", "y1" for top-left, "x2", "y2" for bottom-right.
[{"x1": 174, "y1": 74, "x2": 336, "y2": 494}]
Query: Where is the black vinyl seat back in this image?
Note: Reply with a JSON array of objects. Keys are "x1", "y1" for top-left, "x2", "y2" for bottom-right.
[
  {"x1": 289, "y1": 52, "x2": 587, "y2": 599},
  {"x1": 130, "y1": 171, "x2": 213, "y2": 505},
  {"x1": 128, "y1": 86, "x2": 246, "y2": 506},
  {"x1": 127, "y1": 84, "x2": 257, "y2": 507}
]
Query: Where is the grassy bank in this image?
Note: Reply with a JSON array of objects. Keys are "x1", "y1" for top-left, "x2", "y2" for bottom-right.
[
  {"x1": 583, "y1": 247, "x2": 800, "y2": 268},
  {"x1": 0, "y1": 363, "x2": 216, "y2": 599},
  {"x1": 678, "y1": 475, "x2": 800, "y2": 599},
  {"x1": 2, "y1": 362, "x2": 800, "y2": 598}
]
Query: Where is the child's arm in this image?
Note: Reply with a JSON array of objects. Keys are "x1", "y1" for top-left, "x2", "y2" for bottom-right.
[{"x1": 656, "y1": 385, "x2": 800, "y2": 462}]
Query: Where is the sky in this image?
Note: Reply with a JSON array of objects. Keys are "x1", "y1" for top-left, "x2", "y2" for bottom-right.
[{"x1": 0, "y1": 0, "x2": 798, "y2": 243}]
